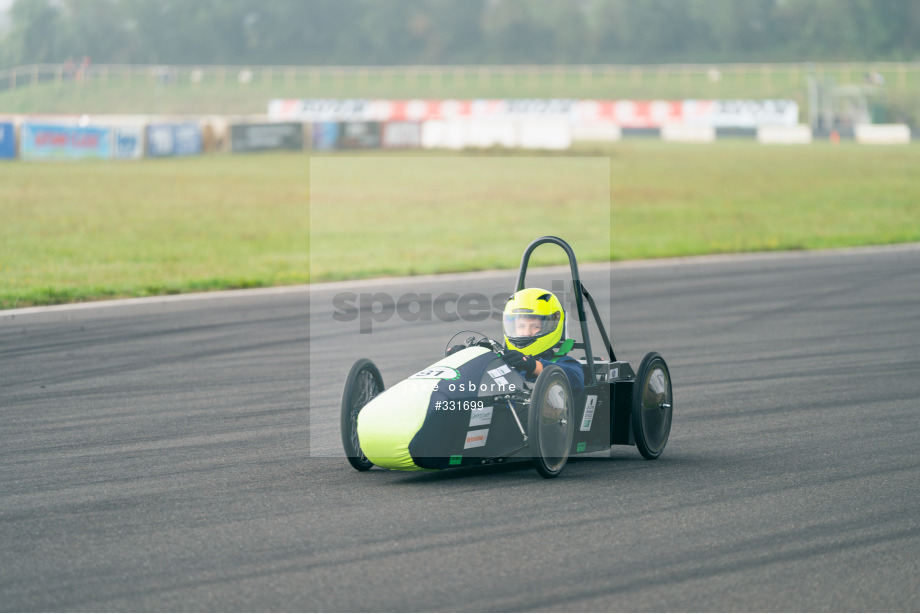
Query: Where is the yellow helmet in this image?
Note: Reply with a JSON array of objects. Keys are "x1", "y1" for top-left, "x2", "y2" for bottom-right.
[{"x1": 503, "y1": 288, "x2": 565, "y2": 356}]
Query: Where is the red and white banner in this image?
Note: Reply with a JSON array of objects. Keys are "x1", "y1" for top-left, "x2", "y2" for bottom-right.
[
  {"x1": 269, "y1": 99, "x2": 578, "y2": 122},
  {"x1": 269, "y1": 99, "x2": 799, "y2": 128},
  {"x1": 575, "y1": 100, "x2": 683, "y2": 128}
]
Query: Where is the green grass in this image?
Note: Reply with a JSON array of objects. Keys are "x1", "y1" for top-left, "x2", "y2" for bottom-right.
[
  {"x1": 607, "y1": 141, "x2": 920, "y2": 256},
  {"x1": 309, "y1": 155, "x2": 611, "y2": 282},
  {"x1": 2, "y1": 63, "x2": 918, "y2": 121},
  {"x1": 1, "y1": 155, "x2": 310, "y2": 308},
  {"x1": 2, "y1": 142, "x2": 919, "y2": 310}
]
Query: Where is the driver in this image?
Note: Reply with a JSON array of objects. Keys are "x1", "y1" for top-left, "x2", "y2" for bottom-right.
[
  {"x1": 449, "y1": 288, "x2": 584, "y2": 397},
  {"x1": 499, "y1": 288, "x2": 584, "y2": 398}
]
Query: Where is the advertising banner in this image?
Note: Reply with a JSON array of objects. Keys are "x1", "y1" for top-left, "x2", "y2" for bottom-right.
[
  {"x1": 274, "y1": 98, "x2": 799, "y2": 129},
  {"x1": 271, "y1": 99, "x2": 577, "y2": 123},
  {"x1": 381, "y1": 122, "x2": 422, "y2": 149},
  {"x1": 682, "y1": 100, "x2": 799, "y2": 127},
  {"x1": 230, "y1": 122, "x2": 304, "y2": 152},
  {"x1": 575, "y1": 100, "x2": 683, "y2": 128},
  {"x1": 380, "y1": 99, "x2": 576, "y2": 122},
  {"x1": 146, "y1": 123, "x2": 202, "y2": 157},
  {"x1": 146, "y1": 124, "x2": 176, "y2": 157},
  {"x1": 0, "y1": 122, "x2": 14, "y2": 159},
  {"x1": 20, "y1": 123, "x2": 112, "y2": 160},
  {"x1": 312, "y1": 122, "x2": 340, "y2": 150},
  {"x1": 113, "y1": 126, "x2": 144, "y2": 159},
  {"x1": 339, "y1": 122, "x2": 381, "y2": 149},
  {"x1": 270, "y1": 99, "x2": 373, "y2": 122},
  {"x1": 377, "y1": 100, "x2": 462, "y2": 122},
  {"x1": 497, "y1": 99, "x2": 576, "y2": 118}
]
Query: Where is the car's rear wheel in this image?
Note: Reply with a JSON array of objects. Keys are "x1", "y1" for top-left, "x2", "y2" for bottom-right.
[
  {"x1": 631, "y1": 352, "x2": 673, "y2": 460},
  {"x1": 528, "y1": 365, "x2": 575, "y2": 478},
  {"x1": 340, "y1": 358, "x2": 384, "y2": 471}
]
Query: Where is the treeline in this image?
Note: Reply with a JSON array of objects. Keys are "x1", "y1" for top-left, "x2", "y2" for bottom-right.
[{"x1": 2, "y1": 0, "x2": 919, "y2": 68}]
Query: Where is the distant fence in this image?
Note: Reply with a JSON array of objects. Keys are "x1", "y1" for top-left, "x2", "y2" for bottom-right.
[{"x1": 2, "y1": 62, "x2": 919, "y2": 95}]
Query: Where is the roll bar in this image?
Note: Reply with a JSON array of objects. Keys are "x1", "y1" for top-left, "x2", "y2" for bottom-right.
[{"x1": 514, "y1": 236, "x2": 616, "y2": 386}]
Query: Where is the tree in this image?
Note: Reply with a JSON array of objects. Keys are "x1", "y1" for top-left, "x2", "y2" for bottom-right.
[
  {"x1": 3, "y1": 0, "x2": 65, "y2": 66},
  {"x1": 61, "y1": 0, "x2": 136, "y2": 64},
  {"x1": 1, "y1": 0, "x2": 919, "y2": 68}
]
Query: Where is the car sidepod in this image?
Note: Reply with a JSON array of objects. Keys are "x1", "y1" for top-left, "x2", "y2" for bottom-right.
[{"x1": 357, "y1": 347, "x2": 526, "y2": 471}]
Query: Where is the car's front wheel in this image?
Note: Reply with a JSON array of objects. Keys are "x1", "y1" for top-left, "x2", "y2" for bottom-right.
[{"x1": 340, "y1": 358, "x2": 384, "y2": 471}]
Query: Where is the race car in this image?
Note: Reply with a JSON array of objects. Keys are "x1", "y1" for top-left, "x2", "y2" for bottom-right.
[{"x1": 340, "y1": 236, "x2": 673, "y2": 478}]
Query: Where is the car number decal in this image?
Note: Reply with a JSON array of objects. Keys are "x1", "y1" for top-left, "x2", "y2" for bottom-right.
[{"x1": 409, "y1": 366, "x2": 460, "y2": 380}]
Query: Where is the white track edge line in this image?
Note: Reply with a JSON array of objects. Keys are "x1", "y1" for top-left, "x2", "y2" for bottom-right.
[{"x1": 4, "y1": 243, "x2": 919, "y2": 317}]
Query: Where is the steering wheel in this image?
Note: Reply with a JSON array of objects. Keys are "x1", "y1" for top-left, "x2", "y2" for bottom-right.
[{"x1": 444, "y1": 330, "x2": 503, "y2": 355}]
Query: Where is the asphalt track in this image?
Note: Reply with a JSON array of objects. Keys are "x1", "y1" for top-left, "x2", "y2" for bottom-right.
[{"x1": 2, "y1": 246, "x2": 919, "y2": 612}]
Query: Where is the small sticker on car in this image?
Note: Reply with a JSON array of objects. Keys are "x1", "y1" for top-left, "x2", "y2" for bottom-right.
[
  {"x1": 469, "y1": 406, "x2": 493, "y2": 427},
  {"x1": 464, "y1": 429, "x2": 489, "y2": 449},
  {"x1": 580, "y1": 395, "x2": 598, "y2": 432},
  {"x1": 487, "y1": 365, "x2": 511, "y2": 378}
]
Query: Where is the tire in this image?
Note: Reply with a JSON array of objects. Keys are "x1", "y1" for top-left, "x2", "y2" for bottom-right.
[
  {"x1": 631, "y1": 352, "x2": 673, "y2": 460},
  {"x1": 528, "y1": 365, "x2": 575, "y2": 478},
  {"x1": 340, "y1": 358, "x2": 384, "y2": 471}
]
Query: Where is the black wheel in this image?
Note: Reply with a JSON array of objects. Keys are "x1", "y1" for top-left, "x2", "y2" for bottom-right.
[
  {"x1": 631, "y1": 352, "x2": 673, "y2": 460},
  {"x1": 340, "y1": 358, "x2": 384, "y2": 471},
  {"x1": 528, "y1": 365, "x2": 575, "y2": 478}
]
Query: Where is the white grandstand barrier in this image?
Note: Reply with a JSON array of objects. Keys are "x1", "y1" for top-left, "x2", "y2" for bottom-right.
[
  {"x1": 661, "y1": 124, "x2": 716, "y2": 143},
  {"x1": 420, "y1": 119, "x2": 573, "y2": 150},
  {"x1": 518, "y1": 121, "x2": 572, "y2": 150},
  {"x1": 757, "y1": 124, "x2": 813, "y2": 144},
  {"x1": 854, "y1": 124, "x2": 911, "y2": 145},
  {"x1": 466, "y1": 120, "x2": 517, "y2": 148},
  {"x1": 421, "y1": 120, "x2": 464, "y2": 149},
  {"x1": 572, "y1": 122, "x2": 622, "y2": 142}
]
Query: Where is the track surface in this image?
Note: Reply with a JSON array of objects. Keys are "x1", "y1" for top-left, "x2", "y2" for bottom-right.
[{"x1": 2, "y1": 247, "x2": 919, "y2": 612}]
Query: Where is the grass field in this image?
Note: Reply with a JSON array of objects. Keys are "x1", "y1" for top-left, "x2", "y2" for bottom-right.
[
  {"x1": 2, "y1": 62, "x2": 918, "y2": 121},
  {"x1": 2, "y1": 141, "x2": 919, "y2": 310}
]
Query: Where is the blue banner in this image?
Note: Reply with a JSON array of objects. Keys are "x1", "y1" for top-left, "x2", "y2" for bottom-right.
[
  {"x1": 146, "y1": 123, "x2": 202, "y2": 157},
  {"x1": 312, "y1": 122, "x2": 340, "y2": 150},
  {"x1": 0, "y1": 123, "x2": 14, "y2": 159},
  {"x1": 20, "y1": 123, "x2": 112, "y2": 160}
]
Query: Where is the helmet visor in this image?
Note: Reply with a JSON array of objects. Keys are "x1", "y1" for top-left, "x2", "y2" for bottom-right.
[{"x1": 503, "y1": 311, "x2": 560, "y2": 344}]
